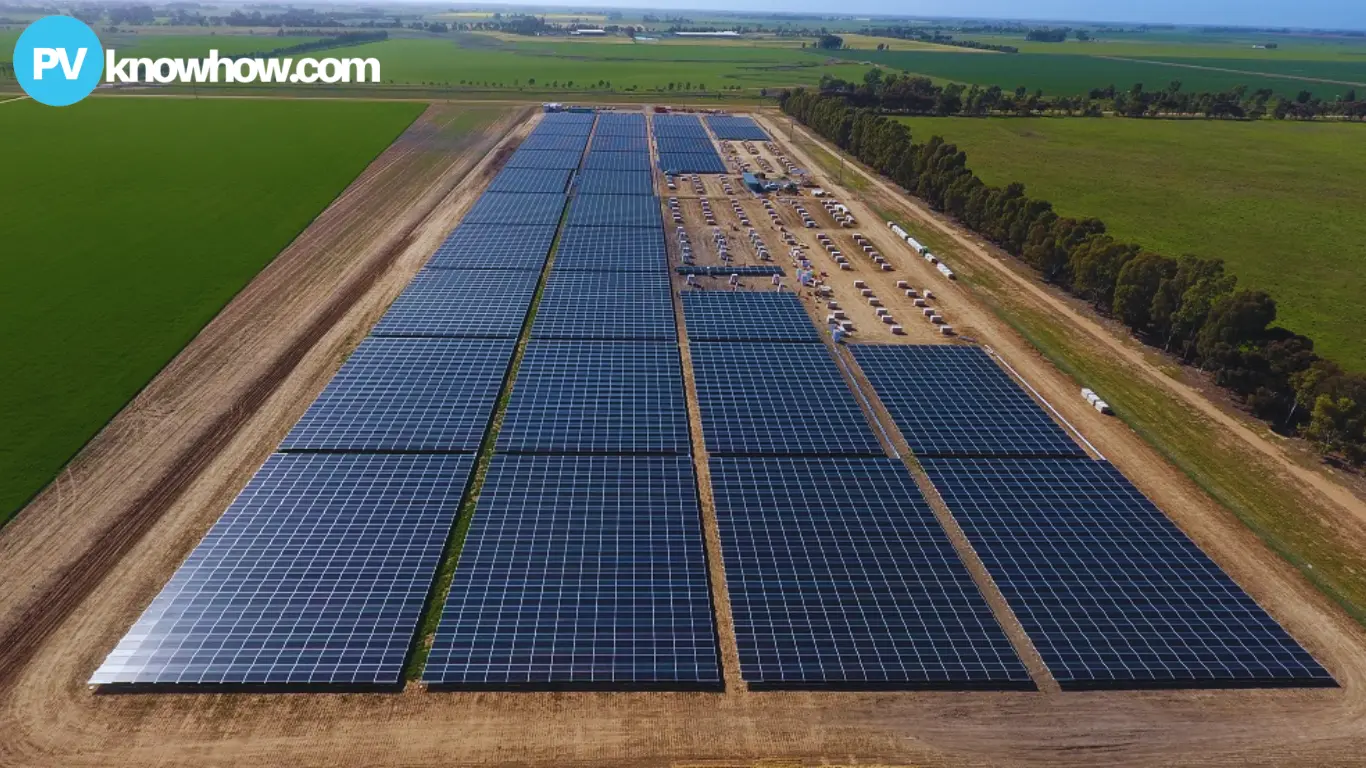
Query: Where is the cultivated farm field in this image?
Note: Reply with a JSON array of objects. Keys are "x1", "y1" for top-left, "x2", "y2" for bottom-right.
[
  {"x1": 0, "y1": 97, "x2": 426, "y2": 524},
  {"x1": 897, "y1": 116, "x2": 1366, "y2": 369},
  {"x1": 341, "y1": 35, "x2": 871, "y2": 93},
  {"x1": 824, "y1": 48, "x2": 1347, "y2": 97}
]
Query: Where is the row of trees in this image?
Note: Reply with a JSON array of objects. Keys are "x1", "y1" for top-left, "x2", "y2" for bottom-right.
[
  {"x1": 780, "y1": 88, "x2": 1366, "y2": 464},
  {"x1": 819, "y1": 70, "x2": 1366, "y2": 120},
  {"x1": 855, "y1": 26, "x2": 1019, "y2": 53}
]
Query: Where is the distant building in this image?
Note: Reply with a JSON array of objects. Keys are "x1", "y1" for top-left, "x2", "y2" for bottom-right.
[{"x1": 571, "y1": 28, "x2": 607, "y2": 36}]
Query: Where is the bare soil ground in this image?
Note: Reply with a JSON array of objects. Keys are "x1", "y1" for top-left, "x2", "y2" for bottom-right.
[{"x1": 2, "y1": 106, "x2": 1366, "y2": 768}]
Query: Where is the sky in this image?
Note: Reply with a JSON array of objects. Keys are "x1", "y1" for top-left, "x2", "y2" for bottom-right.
[{"x1": 469, "y1": 0, "x2": 1366, "y2": 31}]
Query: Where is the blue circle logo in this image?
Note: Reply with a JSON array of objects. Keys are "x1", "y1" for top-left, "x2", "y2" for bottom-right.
[{"x1": 13, "y1": 16, "x2": 105, "y2": 106}]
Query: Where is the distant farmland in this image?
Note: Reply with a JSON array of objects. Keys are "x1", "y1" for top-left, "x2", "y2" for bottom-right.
[
  {"x1": 897, "y1": 116, "x2": 1366, "y2": 369},
  {"x1": 342, "y1": 36, "x2": 871, "y2": 92},
  {"x1": 0, "y1": 97, "x2": 425, "y2": 524},
  {"x1": 822, "y1": 49, "x2": 1345, "y2": 98}
]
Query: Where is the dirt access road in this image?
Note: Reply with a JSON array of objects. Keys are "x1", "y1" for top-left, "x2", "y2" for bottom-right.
[{"x1": 1, "y1": 105, "x2": 1366, "y2": 768}]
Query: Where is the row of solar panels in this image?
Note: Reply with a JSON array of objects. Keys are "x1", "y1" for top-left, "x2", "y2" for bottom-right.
[
  {"x1": 678, "y1": 293, "x2": 1331, "y2": 690},
  {"x1": 706, "y1": 115, "x2": 769, "y2": 141},
  {"x1": 424, "y1": 131, "x2": 724, "y2": 688},
  {"x1": 88, "y1": 111, "x2": 599, "y2": 688},
  {"x1": 678, "y1": 291, "x2": 1030, "y2": 688},
  {"x1": 847, "y1": 345, "x2": 1333, "y2": 690},
  {"x1": 653, "y1": 113, "x2": 727, "y2": 173}
]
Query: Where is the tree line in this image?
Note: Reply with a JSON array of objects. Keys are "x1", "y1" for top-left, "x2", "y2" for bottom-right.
[
  {"x1": 780, "y1": 87, "x2": 1366, "y2": 465},
  {"x1": 819, "y1": 70, "x2": 1366, "y2": 120},
  {"x1": 855, "y1": 26, "x2": 1019, "y2": 53}
]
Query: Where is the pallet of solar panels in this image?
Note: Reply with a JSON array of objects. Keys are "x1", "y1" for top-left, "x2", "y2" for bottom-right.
[{"x1": 936, "y1": 262, "x2": 956, "y2": 280}]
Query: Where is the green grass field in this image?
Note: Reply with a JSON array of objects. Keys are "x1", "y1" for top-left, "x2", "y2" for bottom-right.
[
  {"x1": 342, "y1": 36, "x2": 870, "y2": 92},
  {"x1": 0, "y1": 97, "x2": 425, "y2": 525},
  {"x1": 821, "y1": 48, "x2": 1344, "y2": 97},
  {"x1": 897, "y1": 117, "x2": 1366, "y2": 369},
  {"x1": 102, "y1": 32, "x2": 324, "y2": 58}
]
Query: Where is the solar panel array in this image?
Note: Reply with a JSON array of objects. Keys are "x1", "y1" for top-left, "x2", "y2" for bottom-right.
[
  {"x1": 280, "y1": 338, "x2": 514, "y2": 452},
  {"x1": 656, "y1": 135, "x2": 720, "y2": 154},
  {"x1": 536, "y1": 111, "x2": 597, "y2": 133},
  {"x1": 922, "y1": 457, "x2": 1333, "y2": 689},
  {"x1": 689, "y1": 342, "x2": 884, "y2": 456},
  {"x1": 426, "y1": 111, "x2": 722, "y2": 690},
  {"x1": 372, "y1": 270, "x2": 540, "y2": 339},
  {"x1": 583, "y1": 151, "x2": 653, "y2": 172},
  {"x1": 682, "y1": 291, "x2": 821, "y2": 343},
  {"x1": 425, "y1": 455, "x2": 720, "y2": 688},
  {"x1": 676, "y1": 265, "x2": 786, "y2": 277},
  {"x1": 519, "y1": 132, "x2": 590, "y2": 152},
  {"x1": 576, "y1": 169, "x2": 655, "y2": 196},
  {"x1": 534, "y1": 270, "x2": 675, "y2": 340},
  {"x1": 658, "y1": 152, "x2": 728, "y2": 174},
  {"x1": 90, "y1": 453, "x2": 476, "y2": 686},
  {"x1": 590, "y1": 134, "x2": 650, "y2": 153},
  {"x1": 706, "y1": 115, "x2": 769, "y2": 140},
  {"x1": 463, "y1": 192, "x2": 567, "y2": 226},
  {"x1": 497, "y1": 340, "x2": 689, "y2": 454},
  {"x1": 652, "y1": 114, "x2": 710, "y2": 139},
  {"x1": 851, "y1": 345, "x2": 1087, "y2": 458},
  {"x1": 426, "y1": 224, "x2": 557, "y2": 271},
  {"x1": 554, "y1": 226, "x2": 667, "y2": 272},
  {"x1": 594, "y1": 112, "x2": 646, "y2": 135},
  {"x1": 486, "y1": 167, "x2": 574, "y2": 195},
  {"x1": 505, "y1": 148, "x2": 584, "y2": 170},
  {"x1": 653, "y1": 113, "x2": 725, "y2": 173},
  {"x1": 711, "y1": 457, "x2": 1032, "y2": 689},
  {"x1": 567, "y1": 193, "x2": 664, "y2": 228},
  {"x1": 93, "y1": 112, "x2": 596, "y2": 690}
]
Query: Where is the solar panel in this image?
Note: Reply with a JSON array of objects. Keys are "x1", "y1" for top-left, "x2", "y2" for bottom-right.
[
  {"x1": 706, "y1": 115, "x2": 769, "y2": 140},
  {"x1": 504, "y1": 149, "x2": 584, "y2": 170},
  {"x1": 426, "y1": 224, "x2": 557, "y2": 271},
  {"x1": 518, "y1": 133, "x2": 590, "y2": 152},
  {"x1": 658, "y1": 152, "x2": 727, "y2": 174},
  {"x1": 423, "y1": 454, "x2": 720, "y2": 689},
  {"x1": 533, "y1": 271, "x2": 675, "y2": 341},
  {"x1": 497, "y1": 340, "x2": 689, "y2": 454},
  {"x1": 689, "y1": 342, "x2": 884, "y2": 456},
  {"x1": 590, "y1": 134, "x2": 650, "y2": 153},
  {"x1": 851, "y1": 345, "x2": 1087, "y2": 458},
  {"x1": 486, "y1": 168, "x2": 574, "y2": 194},
  {"x1": 594, "y1": 112, "x2": 646, "y2": 136},
  {"x1": 656, "y1": 136, "x2": 717, "y2": 155},
  {"x1": 677, "y1": 266, "x2": 786, "y2": 277},
  {"x1": 372, "y1": 270, "x2": 539, "y2": 338},
  {"x1": 279, "y1": 338, "x2": 513, "y2": 452},
  {"x1": 576, "y1": 169, "x2": 655, "y2": 196},
  {"x1": 583, "y1": 151, "x2": 653, "y2": 172},
  {"x1": 462, "y1": 192, "x2": 566, "y2": 226},
  {"x1": 90, "y1": 453, "x2": 476, "y2": 687},
  {"x1": 652, "y1": 114, "x2": 709, "y2": 139},
  {"x1": 710, "y1": 456, "x2": 1032, "y2": 689},
  {"x1": 682, "y1": 291, "x2": 820, "y2": 342},
  {"x1": 554, "y1": 226, "x2": 667, "y2": 272},
  {"x1": 532, "y1": 114, "x2": 596, "y2": 137},
  {"x1": 921, "y1": 457, "x2": 1334, "y2": 690},
  {"x1": 566, "y1": 193, "x2": 663, "y2": 228}
]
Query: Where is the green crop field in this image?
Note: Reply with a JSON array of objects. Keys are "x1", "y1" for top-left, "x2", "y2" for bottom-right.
[
  {"x1": 897, "y1": 116, "x2": 1366, "y2": 369},
  {"x1": 821, "y1": 48, "x2": 1343, "y2": 97},
  {"x1": 102, "y1": 32, "x2": 324, "y2": 58},
  {"x1": 342, "y1": 36, "x2": 870, "y2": 92},
  {"x1": 0, "y1": 97, "x2": 425, "y2": 525}
]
